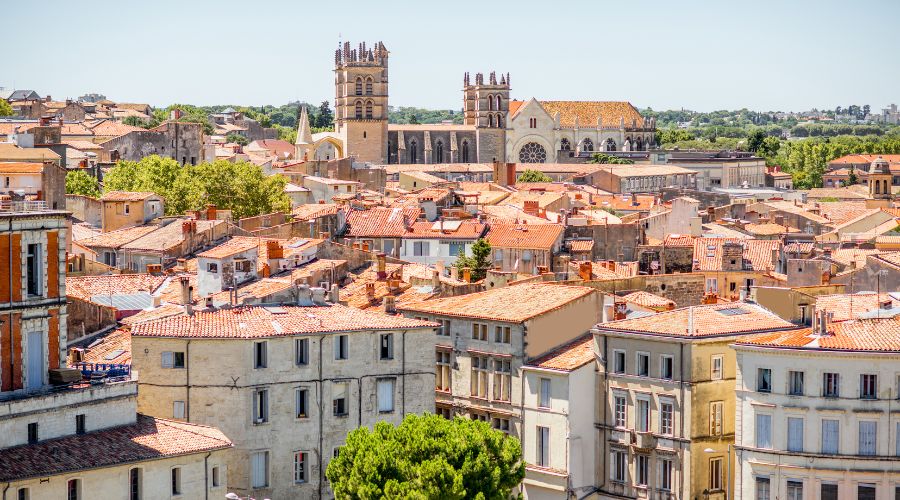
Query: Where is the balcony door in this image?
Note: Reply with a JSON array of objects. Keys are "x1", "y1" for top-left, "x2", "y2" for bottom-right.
[{"x1": 26, "y1": 331, "x2": 44, "y2": 391}]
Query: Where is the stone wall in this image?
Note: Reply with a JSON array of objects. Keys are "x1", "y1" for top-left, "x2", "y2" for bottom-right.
[
  {"x1": 636, "y1": 245, "x2": 695, "y2": 274},
  {"x1": 576, "y1": 273, "x2": 707, "y2": 307},
  {"x1": 237, "y1": 212, "x2": 287, "y2": 232},
  {"x1": 67, "y1": 297, "x2": 116, "y2": 340},
  {"x1": 66, "y1": 194, "x2": 102, "y2": 226},
  {"x1": 565, "y1": 223, "x2": 644, "y2": 261}
]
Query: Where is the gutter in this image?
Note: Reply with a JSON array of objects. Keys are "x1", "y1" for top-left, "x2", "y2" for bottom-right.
[{"x1": 203, "y1": 451, "x2": 211, "y2": 500}]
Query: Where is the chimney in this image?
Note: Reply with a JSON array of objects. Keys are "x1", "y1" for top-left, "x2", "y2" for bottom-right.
[
  {"x1": 266, "y1": 240, "x2": 284, "y2": 259},
  {"x1": 432, "y1": 270, "x2": 441, "y2": 289},
  {"x1": 147, "y1": 263, "x2": 163, "y2": 275},
  {"x1": 181, "y1": 220, "x2": 196, "y2": 235},
  {"x1": 296, "y1": 284, "x2": 313, "y2": 306},
  {"x1": 880, "y1": 298, "x2": 892, "y2": 310},
  {"x1": 329, "y1": 284, "x2": 340, "y2": 303},
  {"x1": 179, "y1": 277, "x2": 193, "y2": 315},
  {"x1": 450, "y1": 266, "x2": 459, "y2": 280},
  {"x1": 376, "y1": 253, "x2": 387, "y2": 279},
  {"x1": 362, "y1": 242, "x2": 370, "y2": 252},
  {"x1": 206, "y1": 204, "x2": 217, "y2": 220},
  {"x1": 462, "y1": 267, "x2": 471, "y2": 283},
  {"x1": 319, "y1": 231, "x2": 330, "y2": 240},
  {"x1": 523, "y1": 200, "x2": 539, "y2": 216},
  {"x1": 613, "y1": 301, "x2": 627, "y2": 320},
  {"x1": 311, "y1": 287, "x2": 328, "y2": 306},
  {"x1": 384, "y1": 295, "x2": 396, "y2": 314},
  {"x1": 701, "y1": 292, "x2": 718, "y2": 304},
  {"x1": 365, "y1": 282, "x2": 376, "y2": 299},
  {"x1": 205, "y1": 296, "x2": 214, "y2": 310},
  {"x1": 579, "y1": 261, "x2": 593, "y2": 281}
]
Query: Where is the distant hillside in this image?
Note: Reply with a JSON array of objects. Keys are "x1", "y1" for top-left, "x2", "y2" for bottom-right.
[{"x1": 389, "y1": 106, "x2": 463, "y2": 124}]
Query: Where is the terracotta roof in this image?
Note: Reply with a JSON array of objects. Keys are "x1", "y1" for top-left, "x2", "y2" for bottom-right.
[
  {"x1": 247, "y1": 139, "x2": 295, "y2": 158},
  {"x1": 829, "y1": 248, "x2": 883, "y2": 268},
  {"x1": 872, "y1": 252, "x2": 900, "y2": 269},
  {"x1": 663, "y1": 234, "x2": 696, "y2": 247},
  {"x1": 527, "y1": 333, "x2": 594, "y2": 371},
  {"x1": 485, "y1": 223, "x2": 564, "y2": 250},
  {"x1": 622, "y1": 291, "x2": 675, "y2": 311},
  {"x1": 123, "y1": 219, "x2": 223, "y2": 253},
  {"x1": 209, "y1": 277, "x2": 293, "y2": 304},
  {"x1": 345, "y1": 207, "x2": 421, "y2": 238},
  {"x1": 588, "y1": 261, "x2": 639, "y2": 280},
  {"x1": 517, "y1": 100, "x2": 645, "y2": 129},
  {"x1": 131, "y1": 304, "x2": 437, "y2": 339},
  {"x1": 598, "y1": 302, "x2": 795, "y2": 338},
  {"x1": 155, "y1": 274, "x2": 200, "y2": 305},
  {"x1": 100, "y1": 191, "x2": 158, "y2": 202},
  {"x1": 479, "y1": 204, "x2": 553, "y2": 224},
  {"x1": 692, "y1": 238, "x2": 780, "y2": 272},
  {"x1": 743, "y1": 223, "x2": 798, "y2": 236},
  {"x1": 292, "y1": 203, "x2": 340, "y2": 220},
  {"x1": 66, "y1": 274, "x2": 167, "y2": 301},
  {"x1": 403, "y1": 220, "x2": 487, "y2": 240},
  {"x1": 87, "y1": 119, "x2": 145, "y2": 137},
  {"x1": 815, "y1": 201, "x2": 871, "y2": 225},
  {"x1": 784, "y1": 241, "x2": 815, "y2": 254},
  {"x1": 814, "y1": 292, "x2": 900, "y2": 322},
  {"x1": 81, "y1": 329, "x2": 132, "y2": 364},
  {"x1": 79, "y1": 225, "x2": 160, "y2": 249},
  {"x1": 829, "y1": 154, "x2": 900, "y2": 166},
  {"x1": 71, "y1": 222, "x2": 101, "y2": 241},
  {"x1": 62, "y1": 139, "x2": 103, "y2": 151},
  {"x1": 398, "y1": 283, "x2": 596, "y2": 322},
  {"x1": 806, "y1": 187, "x2": 869, "y2": 200},
  {"x1": 0, "y1": 143, "x2": 61, "y2": 161},
  {"x1": 196, "y1": 236, "x2": 259, "y2": 259},
  {"x1": 736, "y1": 318, "x2": 900, "y2": 352},
  {"x1": 0, "y1": 415, "x2": 231, "y2": 482},
  {"x1": 120, "y1": 303, "x2": 186, "y2": 326},
  {"x1": 594, "y1": 194, "x2": 656, "y2": 212},
  {"x1": 568, "y1": 239, "x2": 594, "y2": 253}
]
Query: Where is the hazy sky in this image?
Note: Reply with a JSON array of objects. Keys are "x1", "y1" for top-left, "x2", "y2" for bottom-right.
[{"x1": 3, "y1": 0, "x2": 898, "y2": 112}]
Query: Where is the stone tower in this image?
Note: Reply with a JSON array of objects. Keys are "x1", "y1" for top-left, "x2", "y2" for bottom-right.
[
  {"x1": 868, "y1": 156, "x2": 892, "y2": 200},
  {"x1": 463, "y1": 71, "x2": 509, "y2": 163},
  {"x1": 334, "y1": 41, "x2": 389, "y2": 163}
]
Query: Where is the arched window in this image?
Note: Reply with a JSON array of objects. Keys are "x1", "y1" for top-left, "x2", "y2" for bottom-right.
[
  {"x1": 488, "y1": 95, "x2": 495, "y2": 111},
  {"x1": 365, "y1": 77, "x2": 373, "y2": 95},
  {"x1": 518, "y1": 142, "x2": 547, "y2": 163},
  {"x1": 489, "y1": 115, "x2": 494, "y2": 128},
  {"x1": 461, "y1": 141, "x2": 469, "y2": 163},
  {"x1": 636, "y1": 137, "x2": 644, "y2": 151},
  {"x1": 355, "y1": 101, "x2": 363, "y2": 119},
  {"x1": 409, "y1": 140, "x2": 418, "y2": 163},
  {"x1": 365, "y1": 100, "x2": 373, "y2": 119},
  {"x1": 355, "y1": 77, "x2": 363, "y2": 96},
  {"x1": 496, "y1": 114, "x2": 502, "y2": 128},
  {"x1": 605, "y1": 138, "x2": 617, "y2": 151},
  {"x1": 495, "y1": 95, "x2": 502, "y2": 110},
  {"x1": 435, "y1": 141, "x2": 444, "y2": 163},
  {"x1": 581, "y1": 138, "x2": 594, "y2": 152},
  {"x1": 560, "y1": 138, "x2": 571, "y2": 151}
]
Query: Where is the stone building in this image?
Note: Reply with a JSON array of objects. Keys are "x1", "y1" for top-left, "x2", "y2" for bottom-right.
[
  {"x1": 130, "y1": 299, "x2": 437, "y2": 499},
  {"x1": 99, "y1": 191, "x2": 163, "y2": 232},
  {"x1": 98, "y1": 121, "x2": 204, "y2": 165}
]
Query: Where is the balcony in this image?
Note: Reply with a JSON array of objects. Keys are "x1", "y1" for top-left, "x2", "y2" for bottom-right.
[
  {"x1": 0, "y1": 200, "x2": 52, "y2": 213},
  {"x1": 634, "y1": 431, "x2": 658, "y2": 450},
  {"x1": 604, "y1": 483, "x2": 676, "y2": 500},
  {"x1": 0, "y1": 369, "x2": 137, "y2": 417}
]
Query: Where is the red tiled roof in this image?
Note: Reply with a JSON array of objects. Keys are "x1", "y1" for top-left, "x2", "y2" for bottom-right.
[
  {"x1": 622, "y1": 291, "x2": 675, "y2": 311},
  {"x1": 79, "y1": 225, "x2": 160, "y2": 249},
  {"x1": 403, "y1": 220, "x2": 487, "y2": 240},
  {"x1": 131, "y1": 304, "x2": 436, "y2": 339},
  {"x1": 527, "y1": 333, "x2": 595, "y2": 371},
  {"x1": 345, "y1": 207, "x2": 421, "y2": 238},
  {"x1": 829, "y1": 154, "x2": 900, "y2": 166},
  {"x1": 598, "y1": 302, "x2": 795, "y2": 338},
  {"x1": 568, "y1": 239, "x2": 594, "y2": 253},
  {"x1": 0, "y1": 415, "x2": 231, "y2": 482},
  {"x1": 784, "y1": 242, "x2": 815, "y2": 254},
  {"x1": 663, "y1": 234, "x2": 696, "y2": 247},
  {"x1": 81, "y1": 329, "x2": 132, "y2": 364},
  {"x1": 196, "y1": 236, "x2": 259, "y2": 259},
  {"x1": 100, "y1": 191, "x2": 158, "y2": 202},
  {"x1": 485, "y1": 223, "x2": 564, "y2": 250},
  {"x1": 292, "y1": 203, "x2": 340, "y2": 220},
  {"x1": 737, "y1": 318, "x2": 900, "y2": 352},
  {"x1": 692, "y1": 238, "x2": 780, "y2": 272},
  {"x1": 399, "y1": 283, "x2": 596, "y2": 322},
  {"x1": 0, "y1": 162, "x2": 44, "y2": 173},
  {"x1": 66, "y1": 274, "x2": 167, "y2": 301},
  {"x1": 814, "y1": 292, "x2": 900, "y2": 322}
]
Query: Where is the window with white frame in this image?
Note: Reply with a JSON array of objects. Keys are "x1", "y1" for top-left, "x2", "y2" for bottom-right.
[
  {"x1": 494, "y1": 325, "x2": 511, "y2": 344},
  {"x1": 470, "y1": 356, "x2": 488, "y2": 398},
  {"x1": 613, "y1": 350, "x2": 626, "y2": 374},
  {"x1": 637, "y1": 398, "x2": 650, "y2": 432},
  {"x1": 161, "y1": 351, "x2": 185, "y2": 369},
  {"x1": 757, "y1": 368, "x2": 772, "y2": 392},
  {"x1": 859, "y1": 420, "x2": 877, "y2": 455},
  {"x1": 250, "y1": 451, "x2": 269, "y2": 488},
  {"x1": 611, "y1": 449, "x2": 627, "y2": 482},
  {"x1": 492, "y1": 359, "x2": 511, "y2": 402},
  {"x1": 492, "y1": 417, "x2": 510, "y2": 433},
  {"x1": 860, "y1": 374, "x2": 877, "y2": 399},
  {"x1": 614, "y1": 394, "x2": 627, "y2": 428},
  {"x1": 295, "y1": 388, "x2": 308, "y2": 418},
  {"x1": 786, "y1": 480, "x2": 803, "y2": 500},
  {"x1": 788, "y1": 371, "x2": 804, "y2": 395},
  {"x1": 413, "y1": 241, "x2": 430, "y2": 256},
  {"x1": 706, "y1": 277, "x2": 718, "y2": 293},
  {"x1": 823, "y1": 372, "x2": 840, "y2": 397},
  {"x1": 253, "y1": 389, "x2": 268, "y2": 424},
  {"x1": 756, "y1": 477, "x2": 770, "y2": 500},
  {"x1": 756, "y1": 413, "x2": 772, "y2": 448},
  {"x1": 636, "y1": 352, "x2": 650, "y2": 377},
  {"x1": 709, "y1": 401, "x2": 723, "y2": 435},
  {"x1": 334, "y1": 335, "x2": 348, "y2": 360},
  {"x1": 536, "y1": 426, "x2": 550, "y2": 467},
  {"x1": 660, "y1": 355, "x2": 674, "y2": 380},
  {"x1": 471, "y1": 323, "x2": 488, "y2": 341},
  {"x1": 293, "y1": 451, "x2": 308, "y2": 483},
  {"x1": 636, "y1": 454, "x2": 649, "y2": 486},
  {"x1": 660, "y1": 399, "x2": 674, "y2": 435},
  {"x1": 660, "y1": 458, "x2": 673, "y2": 491},
  {"x1": 436, "y1": 350, "x2": 451, "y2": 392},
  {"x1": 787, "y1": 416, "x2": 804, "y2": 452},
  {"x1": 377, "y1": 378, "x2": 395, "y2": 413},
  {"x1": 539, "y1": 377, "x2": 551, "y2": 409},
  {"x1": 821, "y1": 419, "x2": 839, "y2": 454},
  {"x1": 711, "y1": 354, "x2": 723, "y2": 380},
  {"x1": 295, "y1": 338, "x2": 309, "y2": 365},
  {"x1": 438, "y1": 319, "x2": 451, "y2": 337}
]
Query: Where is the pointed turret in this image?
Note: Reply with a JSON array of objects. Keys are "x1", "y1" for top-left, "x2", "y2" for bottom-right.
[{"x1": 296, "y1": 105, "x2": 313, "y2": 145}]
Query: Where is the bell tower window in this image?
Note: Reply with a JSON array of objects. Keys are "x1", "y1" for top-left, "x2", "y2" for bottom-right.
[
  {"x1": 355, "y1": 101, "x2": 363, "y2": 119},
  {"x1": 355, "y1": 77, "x2": 363, "y2": 96},
  {"x1": 365, "y1": 77, "x2": 373, "y2": 95},
  {"x1": 365, "y1": 101, "x2": 373, "y2": 119}
]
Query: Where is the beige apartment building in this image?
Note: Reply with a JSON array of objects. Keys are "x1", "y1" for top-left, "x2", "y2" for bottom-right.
[
  {"x1": 592, "y1": 302, "x2": 796, "y2": 500},
  {"x1": 99, "y1": 191, "x2": 163, "y2": 232},
  {"x1": 130, "y1": 293, "x2": 436, "y2": 499},
  {"x1": 398, "y1": 283, "x2": 600, "y2": 438}
]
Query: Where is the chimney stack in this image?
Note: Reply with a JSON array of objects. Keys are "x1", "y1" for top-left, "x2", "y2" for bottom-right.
[
  {"x1": 462, "y1": 267, "x2": 471, "y2": 283},
  {"x1": 365, "y1": 282, "x2": 376, "y2": 299},
  {"x1": 376, "y1": 253, "x2": 387, "y2": 279},
  {"x1": 579, "y1": 261, "x2": 593, "y2": 281},
  {"x1": 432, "y1": 270, "x2": 441, "y2": 289},
  {"x1": 384, "y1": 295, "x2": 396, "y2": 314},
  {"x1": 179, "y1": 276, "x2": 193, "y2": 315}
]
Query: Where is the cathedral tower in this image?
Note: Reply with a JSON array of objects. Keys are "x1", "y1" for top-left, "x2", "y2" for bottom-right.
[
  {"x1": 463, "y1": 71, "x2": 509, "y2": 163},
  {"x1": 334, "y1": 41, "x2": 389, "y2": 163}
]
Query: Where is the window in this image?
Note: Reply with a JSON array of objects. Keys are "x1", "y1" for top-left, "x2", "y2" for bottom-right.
[
  {"x1": 582, "y1": 138, "x2": 594, "y2": 152},
  {"x1": 123, "y1": 203, "x2": 131, "y2": 215},
  {"x1": 788, "y1": 371, "x2": 804, "y2": 395},
  {"x1": 254, "y1": 341, "x2": 267, "y2": 369},
  {"x1": 211, "y1": 466, "x2": 220, "y2": 488},
  {"x1": 611, "y1": 450, "x2": 627, "y2": 482},
  {"x1": 711, "y1": 355, "x2": 723, "y2": 380},
  {"x1": 171, "y1": 467, "x2": 181, "y2": 495},
  {"x1": 333, "y1": 446, "x2": 342, "y2": 458},
  {"x1": 710, "y1": 401, "x2": 723, "y2": 435},
  {"x1": 860, "y1": 374, "x2": 877, "y2": 399},
  {"x1": 756, "y1": 413, "x2": 772, "y2": 448},
  {"x1": 757, "y1": 368, "x2": 772, "y2": 392},
  {"x1": 637, "y1": 352, "x2": 650, "y2": 377},
  {"x1": 250, "y1": 451, "x2": 269, "y2": 488},
  {"x1": 333, "y1": 383, "x2": 348, "y2": 416},
  {"x1": 173, "y1": 400, "x2": 185, "y2": 419},
  {"x1": 206, "y1": 262, "x2": 218, "y2": 273},
  {"x1": 253, "y1": 389, "x2": 268, "y2": 424},
  {"x1": 354, "y1": 77, "x2": 363, "y2": 95},
  {"x1": 821, "y1": 419, "x2": 839, "y2": 454},
  {"x1": 560, "y1": 138, "x2": 571, "y2": 151},
  {"x1": 494, "y1": 325, "x2": 511, "y2": 344},
  {"x1": 786, "y1": 481, "x2": 803, "y2": 500},
  {"x1": 660, "y1": 458, "x2": 673, "y2": 491},
  {"x1": 614, "y1": 394, "x2": 627, "y2": 428},
  {"x1": 518, "y1": 142, "x2": 547, "y2": 163},
  {"x1": 820, "y1": 483, "x2": 837, "y2": 500},
  {"x1": 859, "y1": 421, "x2": 877, "y2": 455},
  {"x1": 492, "y1": 417, "x2": 510, "y2": 432},
  {"x1": 76, "y1": 414, "x2": 86, "y2": 435},
  {"x1": 293, "y1": 451, "x2": 308, "y2": 483},
  {"x1": 295, "y1": 338, "x2": 309, "y2": 365},
  {"x1": 660, "y1": 400, "x2": 674, "y2": 435},
  {"x1": 471, "y1": 323, "x2": 487, "y2": 341},
  {"x1": 380, "y1": 333, "x2": 394, "y2": 360},
  {"x1": 365, "y1": 101, "x2": 373, "y2": 119},
  {"x1": 295, "y1": 388, "x2": 308, "y2": 418},
  {"x1": 636, "y1": 454, "x2": 649, "y2": 486},
  {"x1": 26, "y1": 244, "x2": 42, "y2": 296},
  {"x1": 613, "y1": 350, "x2": 626, "y2": 374},
  {"x1": 635, "y1": 398, "x2": 649, "y2": 432},
  {"x1": 471, "y1": 356, "x2": 488, "y2": 398},
  {"x1": 538, "y1": 378, "x2": 551, "y2": 408},
  {"x1": 438, "y1": 319, "x2": 450, "y2": 337},
  {"x1": 436, "y1": 350, "x2": 451, "y2": 392},
  {"x1": 365, "y1": 77, "x2": 373, "y2": 95},
  {"x1": 234, "y1": 259, "x2": 252, "y2": 273},
  {"x1": 756, "y1": 477, "x2": 771, "y2": 500},
  {"x1": 377, "y1": 378, "x2": 395, "y2": 413},
  {"x1": 27, "y1": 422, "x2": 38, "y2": 444},
  {"x1": 706, "y1": 277, "x2": 718, "y2": 293},
  {"x1": 17, "y1": 488, "x2": 29, "y2": 500},
  {"x1": 661, "y1": 355, "x2": 674, "y2": 380},
  {"x1": 355, "y1": 101, "x2": 362, "y2": 118},
  {"x1": 859, "y1": 484, "x2": 876, "y2": 500},
  {"x1": 129, "y1": 468, "x2": 141, "y2": 500},
  {"x1": 161, "y1": 351, "x2": 185, "y2": 369},
  {"x1": 492, "y1": 359, "x2": 511, "y2": 402},
  {"x1": 897, "y1": 422, "x2": 900, "y2": 456},
  {"x1": 536, "y1": 426, "x2": 550, "y2": 467},
  {"x1": 824, "y1": 372, "x2": 840, "y2": 397},
  {"x1": 709, "y1": 457, "x2": 723, "y2": 490},
  {"x1": 334, "y1": 334, "x2": 348, "y2": 360},
  {"x1": 67, "y1": 479, "x2": 80, "y2": 500},
  {"x1": 787, "y1": 417, "x2": 804, "y2": 452}
]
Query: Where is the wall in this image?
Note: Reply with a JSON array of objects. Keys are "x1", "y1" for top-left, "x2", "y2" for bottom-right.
[
  {"x1": 582, "y1": 274, "x2": 707, "y2": 307},
  {"x1": 564, "y1": 223, "x2": 643, "y2": 262},
  {"x1": 65, "y1": 194, "x2": 101, "y2": 226},
  {"x1": 66, "y1": 296, "x2": 116, "y2": 340},
  {"x1": 237, "y1": 212, "x2": 287, "y2": 232}
]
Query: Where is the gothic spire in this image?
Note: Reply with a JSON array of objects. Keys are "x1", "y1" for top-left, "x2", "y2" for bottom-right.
[{"x1": 296, "y1": 104, "x2": 313, "y2": 145}]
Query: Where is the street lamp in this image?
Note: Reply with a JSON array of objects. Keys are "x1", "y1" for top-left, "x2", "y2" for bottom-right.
[{"x1": 704, "y1": 445, "x2": 733, "y2": 500}]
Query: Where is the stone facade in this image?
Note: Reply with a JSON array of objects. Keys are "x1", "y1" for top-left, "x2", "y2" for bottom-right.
[{"x1": 99, "y1": 122, "x2": 203, "y2": 165}]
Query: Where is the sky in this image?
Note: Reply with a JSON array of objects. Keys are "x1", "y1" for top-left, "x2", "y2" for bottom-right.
[{"x1": 3, "y1": 0, "x2": 898, "y2": 112}]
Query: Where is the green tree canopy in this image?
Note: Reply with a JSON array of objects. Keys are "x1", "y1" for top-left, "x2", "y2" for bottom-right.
[
  {"x1": 326, "y1": 413, "x2": 525, "y2": 500},
  {"x1": 589, "y1": 153, "x2": 634, "y2": 164},
  {"x1": 516, "y1": 169, "x2": 552, "y2": 182},
  {"x1": 65, "y1": 170, "x2": 100, "y2": 198},
  {"x1": 454, "y1": 238, "x2": 492, "y2": 281},
  {"x1": 0, "y1": 100, "x2": 13, "y2": 117},
  {"x1": 225, "y1": 133, "x2": 248, "y2": 146},
  {"x1": 122, "y1": 115, "x2": 148, "y2": 128}
]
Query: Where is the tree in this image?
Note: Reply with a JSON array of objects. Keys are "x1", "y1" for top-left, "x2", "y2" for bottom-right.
[
  {"x1": 0, "y1": 100, "x2": 13, "y2": 117},
  {"x1": 65, "y1": 170, "x2": 100, "y2": 198},
  {"x1": 454, "y1": 238, "x2": 492, "y2": 282},
  {"x1": 746, "y1": 129, "x2": 766, "y2": 153},
  {"x1": 516, "y1": 169, "x2": 552, "y2": 182},
  {"x1": 847, "y1": 166, "x2": 859, "y2": 185},
  {"x1": 326, "y1": 413, "x2": 525, "y2": 499},
  {"x1": 316, "y1": 100, "x2": 333, "y2": 128},
  {"x1": 122, "y1": 115, "x2": 148, "y2": 127},
  {"x1": 225, "y1": 133, "x2": 248, "y2": 146},
  {"x1": 589, "y1": 153, "x2": 634, "y2": 165}
]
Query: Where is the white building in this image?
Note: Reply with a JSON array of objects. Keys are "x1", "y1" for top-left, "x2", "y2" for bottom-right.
[
  {"x1": 733, "y1": 314, "x2": 900, "y2": 500},
  {"x1": 399, "y1": 219, "x2": 487, "y2": 266}
]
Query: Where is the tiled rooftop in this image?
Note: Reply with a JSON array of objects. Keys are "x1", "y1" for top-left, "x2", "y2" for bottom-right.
[
  {"x1": 79, "y1": 225, "x2": 159, "y2": 249},
  {"x1": 622, "y1": 291, "x2": 675, "y2": 311},
  {"x1": 692, "y1": 238, "x2": 780, "y2": 272},
  {"x1": 736, "y1": 318, "x2": 900, "y2": 352},
  {"x1": 518, "y1": 100, "x2": 644, "y2": 129},
  {"x1": 292, "y1": 203, "x2": 340, "y2": 220},
  {"x1": 814, "y1": 292, "x2": 900, "y2": 322},
  {"x1": 526, "y1": 333, "x2": 595, "y2": 372},
  {"x1": 345, "y1": 207, "x2": 421, "y2": 238},
  {"x1": 196, "y1": 236, "x2": 259, "y2": 259},
  {"x1": 66, "y1": 274, "x2": 167, "y2": 301},
  {"x1": 100, "y1": 191, "x2": 158, "y2": 202},
  {"x1": 485, "y1": 223, "x2": 563, "y2": 250},
  {"x1": 597, "y1": 302, "x2": 794, "y2": 338},
  {"x1": 403, "y1": 220, "x2": 487, "y2": 240}
]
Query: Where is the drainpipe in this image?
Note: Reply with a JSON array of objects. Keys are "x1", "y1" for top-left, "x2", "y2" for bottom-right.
[
  {"x1": 401, "y1": 330, "x2": 406, "y2": 415},
  {"x1": 203, "y1": 451, "x2": 211, "y2": 500},
  {"x1": 186, "y1": 339, "x2": 192, "y2": 422},
  {"x1": 600, "y1": 332, "x2": 608, "y2": 493},
  {"x1": 679, "y1": 341, "x2": 686, "y2": 499},
  {"x1": 3, "y1": 482, "x2": 9, "y2": 500},
  {"x1": 317, "y1": 334, "x2": 325, "y2": 499},
  {"x1": 6, "y1": 220, "x2": 13, "y2": 391}
]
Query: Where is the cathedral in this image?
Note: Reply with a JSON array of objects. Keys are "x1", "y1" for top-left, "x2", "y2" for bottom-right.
[{"x1": 295, "y1": 41, "x2": 656, "y2": 165}]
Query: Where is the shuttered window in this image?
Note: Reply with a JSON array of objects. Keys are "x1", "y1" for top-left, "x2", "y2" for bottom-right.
[{"x1": 377, "y1": 378, "x2": 395, "y2": 413}]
